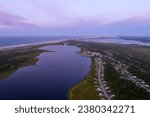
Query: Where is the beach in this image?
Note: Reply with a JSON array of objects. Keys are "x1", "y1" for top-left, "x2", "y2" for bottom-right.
[{"x1": 0, "y1": 40, "x2": 65, "y2": 51}]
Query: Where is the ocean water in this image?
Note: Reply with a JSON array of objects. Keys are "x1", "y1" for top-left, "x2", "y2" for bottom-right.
[
  {"x1": 96, "y1": 38, "x2": 150, "y2": 46},
  {"x1": 0, "y1": 36, "x2": 77, "y2": 47},
  {"x1": 0, "y1": 36, "x2": 150, "y2": 48},
  {"x1": 83, "y1": 38, "x2": 150, "y2": 46},
  {"x1": 0, "y1": 45, "x2": 91, "y2": 100}
]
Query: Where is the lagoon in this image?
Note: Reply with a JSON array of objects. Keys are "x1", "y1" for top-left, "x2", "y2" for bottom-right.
[{"x1": 0, "y1": 45, "x2": 91, "y2": 100}]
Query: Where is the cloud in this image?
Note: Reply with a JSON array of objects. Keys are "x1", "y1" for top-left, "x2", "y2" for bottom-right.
[
  {"x1": 0, "y1": 10, "x2": 37, "y2": 27},
  {"x1": 93, "y1": 15, "x2": 150, "y2": 36},
  {"x1": 108, "y1": 15, "x2": 150, "y2": 26}
]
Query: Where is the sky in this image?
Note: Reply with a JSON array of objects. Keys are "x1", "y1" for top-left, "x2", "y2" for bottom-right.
[{"x1": 0, "y1": 0, "x2": 150, "y2": 36}]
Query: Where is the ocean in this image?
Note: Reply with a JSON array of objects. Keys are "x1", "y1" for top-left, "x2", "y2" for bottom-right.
[
  {"x1": 0, "y1": 36, "x2": 77, "y2": 47},
  {"x1": 0, "y1": 36, "x2": 150, "y2": 48}
]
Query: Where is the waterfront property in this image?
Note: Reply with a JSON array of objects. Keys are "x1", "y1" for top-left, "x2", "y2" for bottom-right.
[{"x1": 67, "y1": 40, "x2": 150, "y2": 100}]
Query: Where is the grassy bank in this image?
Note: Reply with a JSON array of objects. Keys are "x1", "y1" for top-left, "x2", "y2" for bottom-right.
[
  {"x1": 69, "y1": 58, "x2": 100, "y2": 100},
  {"x1": 0, "y1": 46, "x2": 47, "y2": 80}
]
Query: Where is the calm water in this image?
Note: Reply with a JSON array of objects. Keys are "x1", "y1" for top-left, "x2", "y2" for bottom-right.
[{"x1": 0, "y1": 45, "x2": 91, "y2": 100}]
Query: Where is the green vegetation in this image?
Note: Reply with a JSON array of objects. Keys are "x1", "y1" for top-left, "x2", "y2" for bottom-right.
[
  {"x1": 104, "y1": 63, "x2": 150, "y2": 100},
  {"x1": 0, "y1": 47, "x2": 47, "y2": 80},
  {"x1": 67, "y1": 40, "x2": 150, "y2": 85},
  {"x1": 112, "y1": 47, "x2": 150, "y2": 86},
  {"x1": 69, "y1": 58, "x2": 100, "y2": 100},
  {"x1": 67, "y1": 40, "x2": 150, "y2": 100}
]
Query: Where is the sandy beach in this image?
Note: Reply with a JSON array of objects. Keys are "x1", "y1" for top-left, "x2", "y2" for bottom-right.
[{"x1": 0, "y1": 40, "x2": 65, "y2": 51}]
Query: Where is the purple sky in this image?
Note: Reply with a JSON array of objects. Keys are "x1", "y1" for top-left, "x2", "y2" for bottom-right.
[{"x1": 0, "y1": 0, "x2": 150, "y2": 36}]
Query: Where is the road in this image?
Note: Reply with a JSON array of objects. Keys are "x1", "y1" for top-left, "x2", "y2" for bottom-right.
[{"x1": 97, "y1": 59, "x2": 111, "y2": 100}]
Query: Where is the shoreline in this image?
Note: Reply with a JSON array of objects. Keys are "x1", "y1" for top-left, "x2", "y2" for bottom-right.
[
  {"x1": 0, "y1": 46, "x2": 46, "y2": 80},
  {"x1": 1, "y1": 39, "x2": 150, "y2": 51},
  {"x1": 67, "y1": 48, "x2": 88, "y2": 100},
  {"x1": 0, "y1": 40, "x2": 65, "y2": 51},
  {"x1": 67, "y1": 48, "x2": 91, "y2": 100},
  {"x1": 68, "y1": 49, "x2": 100, "y2": 100},
  {"x1": 80, "y1": 39, "x2": 150, "y2": 46},
  {"x1": 68, "y1": 58, "x2": 100, "y2": 100}
]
